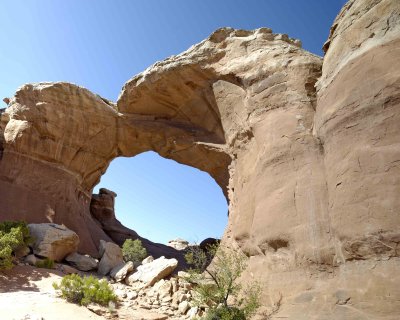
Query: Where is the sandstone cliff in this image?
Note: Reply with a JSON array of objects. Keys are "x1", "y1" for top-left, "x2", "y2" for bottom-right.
[{"x1": 0, "y1": 0, "x2": 399, "y2": 318}]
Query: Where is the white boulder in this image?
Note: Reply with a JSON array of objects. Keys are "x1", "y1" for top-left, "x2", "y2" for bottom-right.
[{"x1": 125, "y1": 256, "x2": 178, "y2": 287}]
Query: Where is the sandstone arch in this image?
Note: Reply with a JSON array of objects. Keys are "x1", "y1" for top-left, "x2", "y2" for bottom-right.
[
  {"x1": 1, "y1": 0, "x2": 400, "y2": 317},
  {"x1": 0, "y1": 27, "x2": 324, "y2": 260}
]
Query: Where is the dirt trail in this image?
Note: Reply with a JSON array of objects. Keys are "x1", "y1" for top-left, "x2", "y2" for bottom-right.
[{"x1": 0, "y1": 265, "x2": 103, "y2": 320}]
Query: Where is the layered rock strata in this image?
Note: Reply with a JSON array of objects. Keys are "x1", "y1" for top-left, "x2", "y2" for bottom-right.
[
  {"x1": 0, "y1": 0, "x2": 399, "y2": 318},
  {"x1": 257, "y1": 0, "x2": 400, "y2": 318},
  {"x1": 0, "y1": 84, "x2": 116, "y2": 255}
]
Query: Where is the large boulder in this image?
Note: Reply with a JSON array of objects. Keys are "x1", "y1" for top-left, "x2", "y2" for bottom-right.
[
  {"x1": 97, "y1": 240, "x2": 124, "y2": 276},
  {"x1": 125, "y1": 256, "x2": 178, "y2": 287},
  {"x1": 28, "y1": 223, "x2": 79, "y2": 262},
  {"x1": 65, "y1": 252, "x2": 98, "y2": 271}
]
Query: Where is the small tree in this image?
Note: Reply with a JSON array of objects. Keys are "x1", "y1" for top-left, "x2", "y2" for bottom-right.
[
  {"x1": 185, "y1": 244, "x2": 261, "y2": 319},
  {"x1": 122, "y1": 238, "x2": 147, "y2": 266}
]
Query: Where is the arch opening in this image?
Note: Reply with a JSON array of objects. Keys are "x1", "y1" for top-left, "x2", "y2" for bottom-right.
[{"x1": 92, "y1": 151, "x2": 228, "y2": 249}]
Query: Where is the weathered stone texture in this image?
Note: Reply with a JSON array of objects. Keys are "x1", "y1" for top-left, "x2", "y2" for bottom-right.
[
  {"x1": 0, "y1": 83, "x2": 115, "y2": 256},
  {"x1": 0, "y1": 0, "x2": 399, "y2": 318}
]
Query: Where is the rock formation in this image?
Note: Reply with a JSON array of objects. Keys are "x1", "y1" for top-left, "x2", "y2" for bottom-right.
[
  {"x1": 0, "y1": 0, "x2": 399, "y2": 318},
  {"x1": 90, "y1": 188, "x2": 187, "y2": 265},
  {"x1": 167, "y1": 239, "x2": 189, "y2": 251},
  {"x1": 0, "y1": 84, "x2": 117, "y2": 254}
]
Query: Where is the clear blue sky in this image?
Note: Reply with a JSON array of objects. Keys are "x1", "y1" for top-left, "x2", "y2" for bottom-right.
[{"x1": 0, "y1": 0, "x2": 346, "y2": 244}]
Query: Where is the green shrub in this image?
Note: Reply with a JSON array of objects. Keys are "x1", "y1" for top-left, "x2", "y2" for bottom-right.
[
  {"x1": 184, "y1": 244, "x2": 261, "y2": 319},
  {"x1": 0, "y1": 221, "x2": 32, "y2": 245},
  {"x1": 53, "y1": 274, "x2": 117, "y2": 306},
  {"x1": 203, "y1": 306, "x2": 246, "y2": 320},
  {"x1": 122, "y1": 238, "x2": 147, "y2": 265},
  {"x1": 35, "y1": 257, "x2": 55, "y2": 269},
  {"x1": 0, "y1": 230, "x2": 19, "y2": 270},
  {"x1": 0, "y1": 221, "x2": 32, "y2": 270}
]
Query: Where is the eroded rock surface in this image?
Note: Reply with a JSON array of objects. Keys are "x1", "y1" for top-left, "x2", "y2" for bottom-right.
[
  {"x1": 0, "y1": 0, "x2": 399, "y2": 318},
  {"x1": 0, "y1": 84, "x2": 116, "y2": 257}
]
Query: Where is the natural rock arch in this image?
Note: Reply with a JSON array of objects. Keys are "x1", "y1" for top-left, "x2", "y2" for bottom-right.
[
  {"x1": 1, "y1": 1, "x2": 400, "y2": 317},
  {"x1": 0, "y1": 27, "x2": 324, "y2": 258}
]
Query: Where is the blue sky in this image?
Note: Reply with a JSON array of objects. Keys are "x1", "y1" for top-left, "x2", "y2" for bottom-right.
[{"x1": 0, "y1": 0, "x2": 346, "y2": 244}]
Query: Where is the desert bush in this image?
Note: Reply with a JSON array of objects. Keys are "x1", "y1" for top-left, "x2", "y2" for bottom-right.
[
  {"x1": 35, "y1": 257, "x2": 55, "y2": 269},
  {"x1": 122, "y1": 238, "x2": 147, "y2": 265},
  {"x1": 203, "y1": 306, "x2": 246, "y2": 320},
  {"x1": 0, "y1": 228, "x2": 21, "y2": 270},
  {"x1": 185, "y1": 244, "x2": 261, "y2": 320},
  {"x1": 53, "y1": 274, "x2": 117, "y2": 306},
  {"x1": 0, "y1": 221, "x2": 32, "y2": 244},
  {"x1": 0, "y1": 221, "x2": 32, "y2": 270}
]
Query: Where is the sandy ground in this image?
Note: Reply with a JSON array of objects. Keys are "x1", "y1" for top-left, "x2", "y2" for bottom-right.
[{"x1": 0, "y1": 265, "x2": 103, "y2": 320}]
